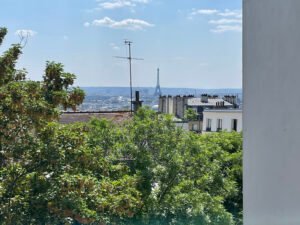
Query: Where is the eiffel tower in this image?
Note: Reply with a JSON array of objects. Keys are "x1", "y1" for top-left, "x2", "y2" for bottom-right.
[{"x1": 154, "y1": 68, "x2": 162, "y2": 96}]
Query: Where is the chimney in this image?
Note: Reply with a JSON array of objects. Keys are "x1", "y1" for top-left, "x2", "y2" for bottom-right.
[
  {"x1": 223, "y1": 95, "x2": 237, "y2": 106},
  {"x1": 223, "y1": 95, "x2": 228, "y2": 103},
  {"x1": 216, "y1": 101, "x2": 225, "y2": 108},
  {"x1": 133, "y1": 91, "x2": 143, "y2": 113},
  {"x1": 231, "y1": 95, "x2": 237, "y2": 106},
  {"x1": 201, "y1": 94, "x2": 208, "y2": 103}
]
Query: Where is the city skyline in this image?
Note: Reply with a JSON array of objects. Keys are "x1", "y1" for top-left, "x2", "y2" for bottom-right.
[{"x1": 1, "y1": 0, "x2": 242, "y2": 88}]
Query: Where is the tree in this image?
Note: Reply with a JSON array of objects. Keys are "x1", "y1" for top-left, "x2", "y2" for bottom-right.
[
  {"x1": 0, "y1": 27, "x2": 143, "y2": 225},
  {"x1": 43, "y1": 61, "x2": 85, "y2": 111},
  {"x1": 0, "y1": 27, "x2": 91, "y2": 224},
  {"x1": 113, "y1": 108, "x2": 242, "y2": 225},
  {"x1": 184, "y1": 108, "x2": 198, "y2": 121}
]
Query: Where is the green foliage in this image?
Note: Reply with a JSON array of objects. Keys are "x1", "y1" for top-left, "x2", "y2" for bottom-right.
[
  {"x1": 122, "y1": 109, "x2": 242, "y2": 225},
  {"x1": 43, "y1": 61, "x2": 85, "y2": 110},
  {"x1": 0, "y1": 28, "x2": 7, "y2": 45},
  {"x1": 184, "y1": 108, "x2": 198, "y2": 121},
  {"x1": 0, "y1": 27, "x2": 242, "y2": 225},
  {"x1": 87, "y1": 108, "x2": 243, "y2": 225},
  {"x1": 1, "y1": 123, "x2": 142, "y2": 224}
]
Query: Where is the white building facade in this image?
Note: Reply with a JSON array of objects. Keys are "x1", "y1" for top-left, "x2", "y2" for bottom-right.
[
  {"x1": 202, "y1": 109, "x2": 242, "y2": 133},
  {"x1": 159, "y1": 94, "x2": 236, "y2": 120}
]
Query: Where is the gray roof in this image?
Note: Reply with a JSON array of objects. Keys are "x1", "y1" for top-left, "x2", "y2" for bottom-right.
[
  {"x1": 187, "y1": 98, "x2": 233, "y2": 107},
  {"x1": 59, "y1": 112, "x2": 131, "y2": 124}
]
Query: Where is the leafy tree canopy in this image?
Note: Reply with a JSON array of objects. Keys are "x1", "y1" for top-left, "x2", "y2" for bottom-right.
[{"x1": 184, "y1": 108, "x2": 198, "y2": 121}]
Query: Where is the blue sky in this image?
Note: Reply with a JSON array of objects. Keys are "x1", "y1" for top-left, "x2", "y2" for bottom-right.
[{"x1": 0, "y1": 0, "x2": 242, "y2": 88}]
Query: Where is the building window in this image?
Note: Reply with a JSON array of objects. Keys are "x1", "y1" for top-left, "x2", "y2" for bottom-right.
[
  {"x1": 206, "y1": 119, "x2": 212, "y2": 131},
  {"x1": 217, "y1": 119, "x2": 222, "y2": 131},
  {"x1": 232, "y1": 119, "x2": 238, "y2": 132}
]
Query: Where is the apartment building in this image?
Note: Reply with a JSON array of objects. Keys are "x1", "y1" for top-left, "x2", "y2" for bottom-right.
[{"x1": 202, "y1": 109, "x2": 242, "y2": 133}]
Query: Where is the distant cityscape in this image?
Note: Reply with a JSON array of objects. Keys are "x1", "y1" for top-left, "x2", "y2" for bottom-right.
[{"x1": 76, "y1": 87, "x2": 243, "y2": 112}]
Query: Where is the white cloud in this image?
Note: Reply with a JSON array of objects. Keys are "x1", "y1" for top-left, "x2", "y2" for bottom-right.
[
  {"x1": 15, "y1": 29, "x2": 37, "y2": 37},
  {"x1": 190, "y1": 9, "x2": 219, "y2": 17},
  {"x1": 189, "y1": 8, "x2": 242, "y2": 18},
  {"x1": 84, "y1": 22, "x2": 91, "y2": 27},
  {"x1": 133, "y1": 0, "x2": 149, "y2": 3},
  {"x1": 188, "y1": 8, "x2": 242, "y2": 34},
  {"x1": 211, "y1": 25, "x2": 242, "y2": 33},
  {"x1": 99, "y1": 1, "x2": 135, "y2": 9},
  {"x1": 90, "y1": 17, "x2": 154, "y2": 30},
  {"x1": 218, "y1": 9, "x2": 242, "y2": 18},
  {"x1": 209, "y1": 18, "x2": 242, "y2": 25},
  {"x1": 110, "y1": 43, "x2": 120, "y2": 50},
  {"x1": 96, "y1": 0, "x2": 149, "y2": 10}
]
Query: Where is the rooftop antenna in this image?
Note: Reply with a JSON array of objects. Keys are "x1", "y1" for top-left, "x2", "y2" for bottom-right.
[{"x1": 115, "y1": 40, "x2": 143, "y2": 114}]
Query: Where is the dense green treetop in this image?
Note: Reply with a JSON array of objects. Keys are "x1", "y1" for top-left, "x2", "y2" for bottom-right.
[{"x1": 184, "y1": 108, "x2": 198, "y2": 121}]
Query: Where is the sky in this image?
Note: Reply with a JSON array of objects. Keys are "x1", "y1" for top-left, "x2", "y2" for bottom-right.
[{"x1": 0, "y1": 0, "x2": 242, "y2": 88}]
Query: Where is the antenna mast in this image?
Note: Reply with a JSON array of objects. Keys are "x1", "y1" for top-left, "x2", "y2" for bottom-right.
[
  {"x1": 126, "y1": 40, "x2": 133, "y2": 114},
  {"x1": 115, "y1": 40, "x2": 143, "y2": 114}
]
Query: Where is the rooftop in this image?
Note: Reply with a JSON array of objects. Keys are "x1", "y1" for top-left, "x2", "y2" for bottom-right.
[
  {"x1": 59, "y1": 111, "x2": 131, "y2": 124},
  {"x1": 187, "y1": 98, "x2": 233, "y2": 107}
]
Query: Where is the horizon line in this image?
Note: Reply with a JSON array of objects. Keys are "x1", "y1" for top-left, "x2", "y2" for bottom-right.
[{"x1": 79, "y1": 86, "x2": 243, "y2": 90}]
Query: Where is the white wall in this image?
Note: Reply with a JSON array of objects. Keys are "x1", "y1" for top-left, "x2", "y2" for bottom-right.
[
  {"x1": 244, "y1": 1, "x2": 300, "y2": 224},
  {"x1": 202, "y1": 111, "x2": 242, "y2": 133},
  {"x1": 174, "y1": 122, "x2": 189, "y2": 131}
]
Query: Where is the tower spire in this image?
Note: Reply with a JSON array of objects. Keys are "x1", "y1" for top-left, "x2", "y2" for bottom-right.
[
  {"x1": 154, "y1": 67, "x2": 162, "y2": 96},
  {"x1": 157, "y1": 68, "x2": 160, "y2": 86}
]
